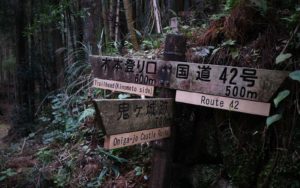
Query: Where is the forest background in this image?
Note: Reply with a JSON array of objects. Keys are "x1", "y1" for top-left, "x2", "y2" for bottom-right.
[{"x1": 0, "y1": 0, "x2": 300, "y2": 187}]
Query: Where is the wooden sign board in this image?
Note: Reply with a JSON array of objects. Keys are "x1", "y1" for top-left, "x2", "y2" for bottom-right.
[
  {"x1": 104, "y1": 127, "x2": 171, "y2": 149},
  {"x1": 90, "y1": 55, "x2": 288, "y2": 102},
  {"x1": 94, "y1": 98, "x2": 174, "y2": 135},
  {"x1": 176, "y1": 90, "x2": 271, "y2": 116},
  {"x1": 93, "y1": 78, "x2": 154, "y2": 96},
  {"x1": 170, "y1": 17, "x2": 179, "y2": 32}
]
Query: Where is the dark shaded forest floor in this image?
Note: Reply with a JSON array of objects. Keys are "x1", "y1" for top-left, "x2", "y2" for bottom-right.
[
  {"x1": 0, "y1": 103, "x2": 12, "y2": 149},
  {"x1": 0, "y1": 101, "x2": 151, "y2": 187}
]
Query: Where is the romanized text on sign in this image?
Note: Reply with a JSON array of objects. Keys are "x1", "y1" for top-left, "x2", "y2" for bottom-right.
[
  {"x1": 176, "y1": 90, "x2": 271, "y2": 116},
  {"x1": 104, "y1": 127, "x2": 171, "y2": 149},
  {"x1": 93, "y1": 78, "x2": 154, "y2": 96}
]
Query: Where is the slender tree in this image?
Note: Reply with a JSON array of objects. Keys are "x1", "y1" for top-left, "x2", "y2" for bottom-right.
[
  {"x1": 115, "y1": 0, "x2": 120, "y2": 42},
  {"x1": 152, "y1": 0, "x2": 162, "y2": 33},
  {"x1": 123, "y1": 0, "x2": 139, "y2": 50},
  {"x1": 15, "y1": 0, "x2": 34, "y2": 128}
]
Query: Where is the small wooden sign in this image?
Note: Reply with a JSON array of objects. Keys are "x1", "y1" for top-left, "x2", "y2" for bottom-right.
[
  {"x1": 94, "y1": 98, "x2": 174, "y2": 135},
  {"x1": 176, "y1": 90, "x2": 271, "y2": 116},
  {"x1": 93, "y1": 78, "x2": 154, "y2": 96},
  {"x1": 170, "y1": 17, "x2": 179, "y2": 32},
  {"x1": 90, "y1": 55, "x2": 288, "y2": 102},
  {"x1": 104, "y1": 127, "x2": 171, "y2": 149}
]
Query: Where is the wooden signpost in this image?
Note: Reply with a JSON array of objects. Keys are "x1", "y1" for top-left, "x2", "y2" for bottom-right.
[
  {"x1": 93, "y1": 98, "x2": 173, "y2": 149},
  {"x1": 176, "y1": 90, "x2": 271, "y2": 116},
  {"x1": 90, "y1": 31, "x2": 289, "y2": 187},
  {"x1": 90, "y1": 55, "x2": 288, "y2": 102}
]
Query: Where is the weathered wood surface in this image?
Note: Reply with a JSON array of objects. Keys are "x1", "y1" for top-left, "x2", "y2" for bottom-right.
[
  {"x1": 90, "y1": 55, "x2": 289, "y2": 102},
  {"x1": 176, "y1": 90, "x2": 271, "y2": 116},
  {"x1": 93, "y1": 78, "x2": 154, "y2": 96},
  {"x1": 94, "y1": 98, "x2": 174, "y2": 135},
  {"x1": 104, "y1": 127, "x2": 171, "y2": 149}
]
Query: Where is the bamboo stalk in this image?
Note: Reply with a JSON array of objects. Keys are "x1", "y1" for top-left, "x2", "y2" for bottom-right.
[
  {"x1": 109, "y1": 0, "x2": 115, "y2": 40},
  {"x1": 115, "y1": 0, "x2": 120, "y2": 42},
  {"x1": 152, "y1": 0, "x2": 162, "y2": 34},
  {"x1": 123, "y1": 0, "x2": 139, "y2": 50},
  {"x1": 101, "y1": 0, "x2": 110, "y2": 47}
]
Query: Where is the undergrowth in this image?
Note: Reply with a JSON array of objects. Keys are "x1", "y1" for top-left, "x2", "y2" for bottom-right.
[{"x1": 0, "y1": 42, "x2": 152, "y2": 187}]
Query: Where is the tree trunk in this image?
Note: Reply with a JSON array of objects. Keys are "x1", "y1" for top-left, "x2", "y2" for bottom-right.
[
  {"x1": 123, "y1": 0, "x2": 139, "y2": 50},
  {"x1": 81, "y1": 0, "x2": 102, "y2": 54},
  {"x1": 15, "y1": 0, "x2": 34, "y2": 129},
  {"x1": 101, "y1": 0, "x2": 110, "y2": 48},
  {"x1": 109, "y1": 0, "x2": 115, "y2": 40},
  {"x1": 115, "y1": 0, "x2": 120, "y2": 42},
  {"x1": 66, "y1": 8, "x2": 76, "y2": 53},
  {"x1": 135, "y1": 0, "x2": 142, "y2": 29},
  {"x1": 152, "y1": 0, "x2": 162, "y2": 34}
]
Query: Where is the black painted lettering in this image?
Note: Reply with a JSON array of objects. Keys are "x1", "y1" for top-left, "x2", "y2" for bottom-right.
[
  {"x1": 229, "y1": 68, "x2": 238, "y2": 85},
  {"x1": 232, "y1": 86, "x2": 238, "y2": 96},
  {"x1": 229, "y1": 100, "x2": 239, "y2": 110},
  {"x1": 205, "y1": 98, "x2": 210, "y2": 105},
  {"x1": 215, "y1": 98, "x2": 219, "y2": 106},
  {"x1": 219, "y1": 68, "x2": 227, "y2": 83},
  {"x1": 144, "y1": 75, "x2": 148, "y2": 84},
  {"x1": 113, "y1": 137, "x2": 120, "y2": 146},
  {"x1": 247, "y1": 91, "x2": 258, "y2": 99},
  {"x1": 240, "y1": 87, "x2": 246, "y2": 97},
  {"x1": 220, "y1": 101, "x2": 224, "y2": 107},
  {"x1": 201, "y1": 96, "x2": 205, "y2": 104},
  {"x1": 148, "y1": 79, "x2": 156, "y2": 85}
]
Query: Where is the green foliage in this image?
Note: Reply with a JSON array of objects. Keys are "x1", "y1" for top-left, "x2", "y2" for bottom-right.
[
  {"x1": 103, "y1": 41, "x2": 120, "y2": 55},
  {"x1": 37, "y1": 43, "x2": 94, "y2": 144},
  {"x1": 273, "y1": 90, "x2": 290, "y2": 108},
  {"x1": 281, "y1": 10, "x2": 300, "y2": 28},
  {"x1": 275, "y1": 53, "x2": 292, "y2": 64},
  {"x1": 221, "y1": 39, "x2": 236, "y2": 46},
  {"x1": 118, "y1": 93, "x2": 131, "y2": 99},
  {"x1": 266, "y1": 114, "x2": 282, "y2": 128},
  {"x1": 134, "y1": 166, "x2": 143, "y2": 176},
  {"x1": 225, "y1": 0, "x2": 240, "y2": 11},
  {"x1": 250, "y1": 0, "x2": 268, "y2": 14},
  {"x1": 289, "y1": 70, "x2": 300, "y2": 82},
  {"x1": 87, "y1": 167, "x2": 108, "y2": 187},
  {"x1": 39, "y1": 88, "x2": 95, "y2": 143},
  {"x1": 53, "y1": 168, "x2": 70, "y2": 187},
  {"x1": 0, "y1": 168, "x2": 17, "y2": 182},
  {"x1": 96, "y1": 147, "x2": 128, "y2": 163},
  {"x1": 163, "y1": 26, "x2": 173, "y2": 34},
  {"x1": 85, "y1": 147, "x2": 128, "y2": 187},
  {"x1": 78, "y1": 108, "x2": 95, "y2": 123},
  {"x1": 141, "y1": 38, "x2": 160, "y2": 50},
  {"x1": 24, "y1": 0, "x2": 87, "y2": 36},
  {"x1": 36, "y1": 147, "x2": 55, "y2": 164}
]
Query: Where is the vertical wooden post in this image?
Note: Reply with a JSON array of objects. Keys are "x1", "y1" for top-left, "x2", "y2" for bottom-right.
[{"x1": 149, "y1": 33, "x2": 186, "y2": 188}]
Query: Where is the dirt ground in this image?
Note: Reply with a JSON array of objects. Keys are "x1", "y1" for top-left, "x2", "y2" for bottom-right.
[{"x1": 0, "y1": 103, "x2": 12, "y2": 149}]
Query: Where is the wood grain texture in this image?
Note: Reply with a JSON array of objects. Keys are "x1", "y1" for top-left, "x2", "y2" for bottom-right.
[
  {"x1": 90, "y1": 55, "x2": 289, "y2": 102},
  {"x1": 94, "y1": 98, "x2": 174, "y2": 135}
]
